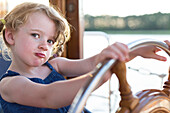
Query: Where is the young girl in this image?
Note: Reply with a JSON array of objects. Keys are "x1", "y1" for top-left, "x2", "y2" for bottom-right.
[{"x1": 0, "y1": 2, "x2": 169, "y2": 113}]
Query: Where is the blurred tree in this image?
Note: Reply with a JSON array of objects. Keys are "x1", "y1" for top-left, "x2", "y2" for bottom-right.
[{"x1": 84, "y1": 12, "x2": 170, "y2": 31}]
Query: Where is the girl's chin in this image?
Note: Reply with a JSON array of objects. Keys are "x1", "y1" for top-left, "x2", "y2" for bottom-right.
[{"x1": 32, "y1": 60, "x2": 47, "y2": 66}]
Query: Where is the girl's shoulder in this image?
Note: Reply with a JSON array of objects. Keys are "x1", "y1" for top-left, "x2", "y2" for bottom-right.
[
  {"x1": 0, "y1": 71, "x2": 30, "y2": 96},
  {"x1": 0, "y1": 70, "x2": 20, "y2": 81},
  {"x1": 0, "y1": 70, "x2": 29, "y2": 86},
  {"x1": 47, "y1": 58, "x2": 61, "y2": 72}
]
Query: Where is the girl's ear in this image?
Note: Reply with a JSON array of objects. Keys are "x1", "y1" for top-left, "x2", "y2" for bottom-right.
[{"x1": 5, "y1": 28, "x2": 15, "y2": 45}]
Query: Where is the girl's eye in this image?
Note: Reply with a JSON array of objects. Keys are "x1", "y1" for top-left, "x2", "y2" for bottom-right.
[
  {"x1": 31, "y1": 33, "x2": 40, "y2": 38},
  {"x1": 47, "y1": 40, "x2": 54, "y2": 45}
]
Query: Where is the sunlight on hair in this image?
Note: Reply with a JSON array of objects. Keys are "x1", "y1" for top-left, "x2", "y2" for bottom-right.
[{"x1": 7, "y1": 0, "x2": 49, "y2": 12}]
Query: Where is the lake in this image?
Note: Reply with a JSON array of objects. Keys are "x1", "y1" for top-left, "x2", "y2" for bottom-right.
[{"x1": 83, "y1": 32, "x2": 170, "y2": 113}]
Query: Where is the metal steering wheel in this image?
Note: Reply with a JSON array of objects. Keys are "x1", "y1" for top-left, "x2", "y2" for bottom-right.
[{"x1": 68, "y1": 39, "x2": 170, "y2": 113}]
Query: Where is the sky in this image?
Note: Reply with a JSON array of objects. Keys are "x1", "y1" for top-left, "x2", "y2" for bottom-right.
[
  {"x1": 6, "y1": 0, "x2": 170, "y2": 17},
  {"x1": 83, "y1": 0, "x2": 170, "y2": 17}
]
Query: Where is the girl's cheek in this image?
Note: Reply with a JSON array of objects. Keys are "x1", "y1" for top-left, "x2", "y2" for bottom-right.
[{"x1": 48, "y1": 49, "x2": 53, "y2": 55}]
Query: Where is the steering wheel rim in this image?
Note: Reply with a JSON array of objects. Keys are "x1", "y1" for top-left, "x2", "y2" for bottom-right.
[{"x1": 68, "y1": 38, "x2": 170, "y2": 113}]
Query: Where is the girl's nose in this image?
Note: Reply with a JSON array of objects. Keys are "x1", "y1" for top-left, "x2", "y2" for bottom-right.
[{"x1": 38, "y1": 41, "x2": 48, "y2": 51}]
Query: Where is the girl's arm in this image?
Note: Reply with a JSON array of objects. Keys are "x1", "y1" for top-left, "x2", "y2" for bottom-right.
[
  {"x1": 0, "y1": 74, "x2": 91, "y2": 109},
  {"x1": 50, "y1": 55, "x2": 97, "y2": 77},
  {"x1": 52, "y1": 41, "x2": 169, "y2": 77},
  {"x1": 51, "y1": 42, "x2": 129, "y2": 77}
]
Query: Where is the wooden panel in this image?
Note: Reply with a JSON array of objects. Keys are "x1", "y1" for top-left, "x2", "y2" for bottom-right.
[
  {"x1": 66, "y1": 0, "x2": 84, "y2": 59},
  {"x1": 49, "y1": 0, "x2": 65, "y2": 14},
  {"x1": 49, "y1": 0, "x2": 67, "y2": 57},
  {"x1": 49, "y1": 0, "x2": 84, "y2": 59}
]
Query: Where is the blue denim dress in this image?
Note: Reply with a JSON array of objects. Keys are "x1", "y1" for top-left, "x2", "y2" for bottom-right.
[{"x1": 0, "y1": 62, "x2": 91, "y2": 113}]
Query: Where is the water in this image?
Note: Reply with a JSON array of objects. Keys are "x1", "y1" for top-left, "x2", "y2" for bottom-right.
[{"x1": 83, "y1": 32, "x2": 170, "y2": 113}]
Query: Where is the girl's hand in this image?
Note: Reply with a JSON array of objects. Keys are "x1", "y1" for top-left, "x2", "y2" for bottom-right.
[
  {"x1": 164, "y1": 40, "x2": 170, "y2": 49},
  {"x1": 130, "y1": 45, "x2": 167, "y2": 61},
  {"x1": 95, "y1": 42, "x2": 129, "y2": 65}
]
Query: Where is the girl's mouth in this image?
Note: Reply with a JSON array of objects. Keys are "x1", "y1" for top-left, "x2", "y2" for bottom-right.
[{"x1": 35, "y1": 53, "x2": 46, "y2": 58}]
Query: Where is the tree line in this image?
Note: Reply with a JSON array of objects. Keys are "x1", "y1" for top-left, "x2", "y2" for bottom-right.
[{"x1": 84, "y1": 12, "x2": 170, "y2": 31}]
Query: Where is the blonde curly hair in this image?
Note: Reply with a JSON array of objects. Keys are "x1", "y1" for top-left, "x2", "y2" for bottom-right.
[{"x1": 0, "y1": 2, "x2": 70, "y2": 60}]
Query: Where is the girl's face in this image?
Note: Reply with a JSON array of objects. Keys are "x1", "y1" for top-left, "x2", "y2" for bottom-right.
[{"x1": 11, "y1": 11, "x2": 56, "y2": 67}]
